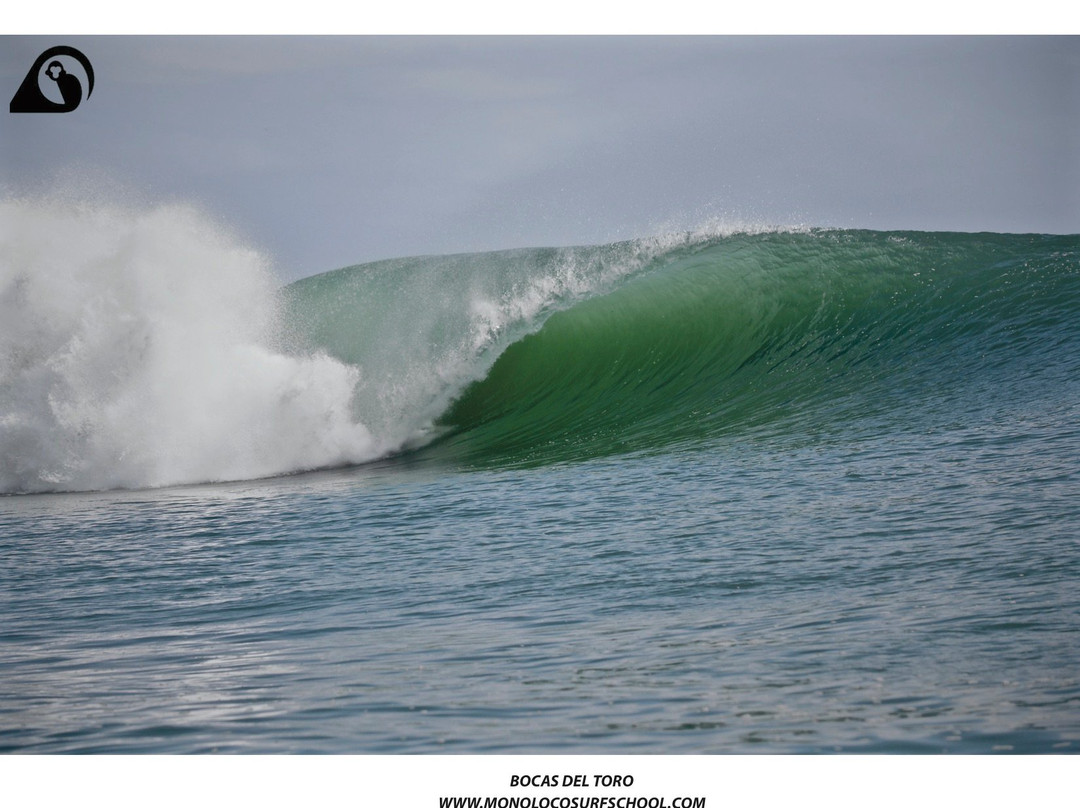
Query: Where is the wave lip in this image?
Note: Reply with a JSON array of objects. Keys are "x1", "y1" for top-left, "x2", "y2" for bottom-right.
[{"x1": 279, "y1": 233, "x2": 708, "y2": 457}]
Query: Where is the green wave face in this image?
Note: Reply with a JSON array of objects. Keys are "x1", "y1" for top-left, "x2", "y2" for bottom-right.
[{"x1": 284, "y1": 230, "x2": 1080, "y2": 469}]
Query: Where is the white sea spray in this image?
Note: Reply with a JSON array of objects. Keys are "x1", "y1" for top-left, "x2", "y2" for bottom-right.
[{"x1": 0, "y1": 196, "x2": 379, "y2": 492}]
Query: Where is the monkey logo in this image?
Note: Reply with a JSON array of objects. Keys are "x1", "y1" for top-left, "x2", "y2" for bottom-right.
[{"x1": 10, "y1": 46, "x2": 95, "y2": 113}]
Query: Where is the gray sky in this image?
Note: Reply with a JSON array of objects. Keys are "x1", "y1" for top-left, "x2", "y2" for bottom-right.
[{"x1": 2, "y1": 36, "x2": 1077, "y2": 281}]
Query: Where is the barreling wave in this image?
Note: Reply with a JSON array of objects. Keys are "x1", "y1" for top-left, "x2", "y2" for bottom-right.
[
  {"x1": 289, "y1": 228, "x2": 1080, "y2": 468},
  {"x1": 3, "y1": 193, "x2": 1078, "y2": 491}
]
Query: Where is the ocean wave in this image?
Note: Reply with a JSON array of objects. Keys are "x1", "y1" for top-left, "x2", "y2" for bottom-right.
[
  {"x1": 3, "y1": 194, "x2": 1077, "y2": 491},
  {"x1": 419, "y1": 230, "x2": 1080, "y2": 465}
]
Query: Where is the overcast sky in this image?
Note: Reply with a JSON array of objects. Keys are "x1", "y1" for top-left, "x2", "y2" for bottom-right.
[{"x1": 2, "y1": 36, "x2": 1077, "y2": 281}]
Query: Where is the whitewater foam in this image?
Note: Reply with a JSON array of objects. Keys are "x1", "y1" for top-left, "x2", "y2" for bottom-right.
[{"x1": 0, "y1": 197, "x2": 378, "y2": 492}]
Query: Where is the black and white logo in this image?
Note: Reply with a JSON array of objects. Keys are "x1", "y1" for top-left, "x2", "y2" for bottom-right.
[{"x1": 10, "y1": 46, "x2": 95, "y2": 113}]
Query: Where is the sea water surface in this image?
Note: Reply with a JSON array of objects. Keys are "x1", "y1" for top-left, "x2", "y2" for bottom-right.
[{"x1": 1, "y1": 201, "x2": 1078, "y2": 752}]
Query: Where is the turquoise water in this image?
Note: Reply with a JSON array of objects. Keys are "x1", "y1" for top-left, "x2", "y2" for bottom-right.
[{"x1": 2, "y1": 220, "x2": 1079, "y2": 752}]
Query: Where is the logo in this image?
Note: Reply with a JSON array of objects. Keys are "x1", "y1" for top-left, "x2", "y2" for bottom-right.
[{"x1": 10, "y1": 46, "x2": 95, "y2": 113}]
